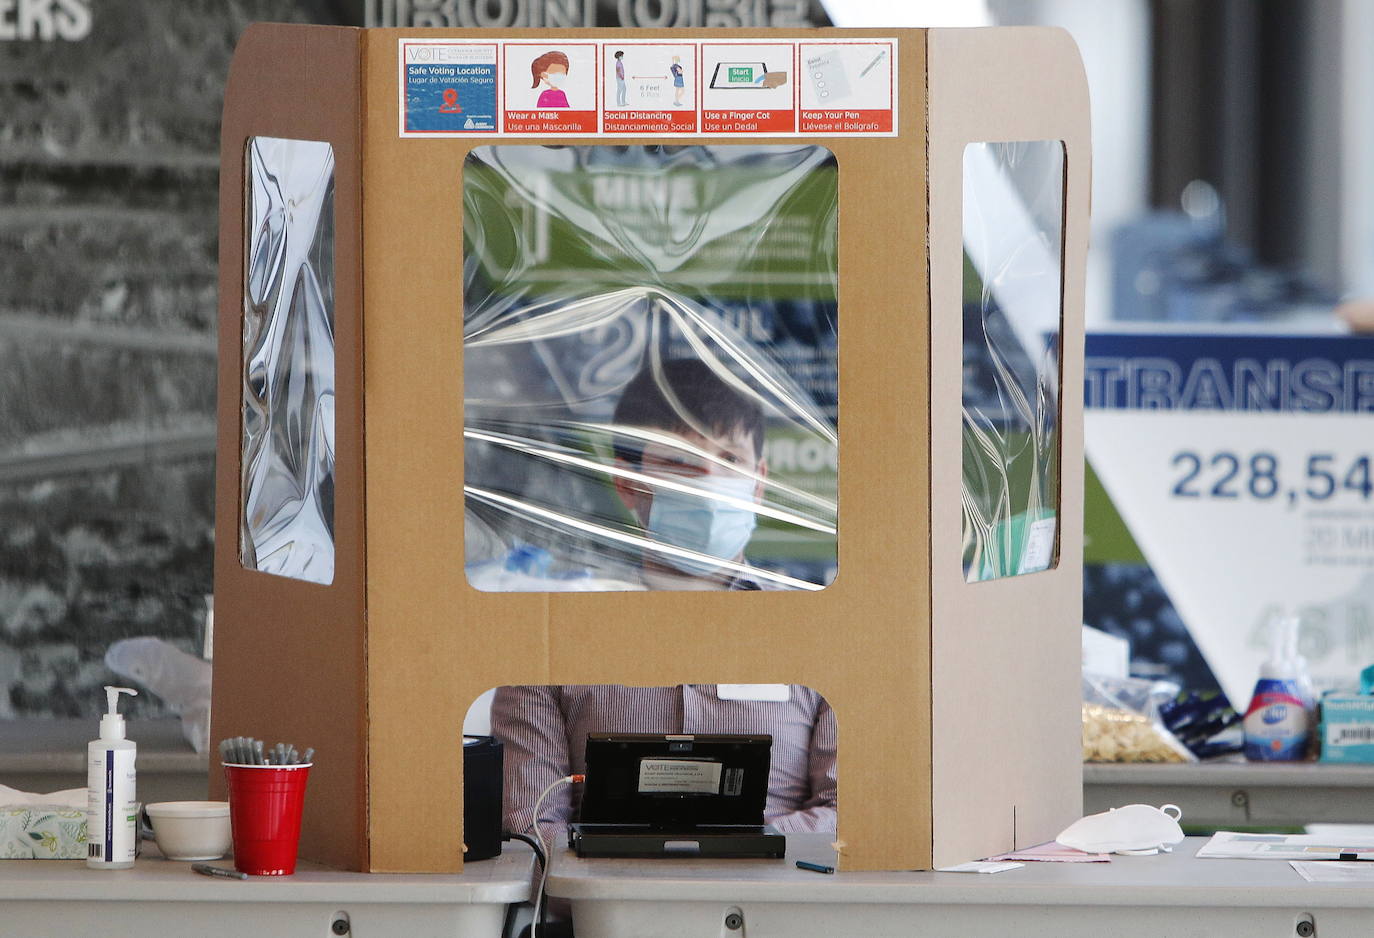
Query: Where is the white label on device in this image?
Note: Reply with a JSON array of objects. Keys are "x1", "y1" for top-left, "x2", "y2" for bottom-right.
[
  {"x1": 717, "y1": 684, "x2": 790, "y2": 702},
  {"x1": 638, "y1": 759, "x2": 722, "y2": 794}
]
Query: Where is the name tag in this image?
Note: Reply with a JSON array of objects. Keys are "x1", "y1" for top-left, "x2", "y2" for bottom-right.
[{"x1": 716, "y1": 684, "x2": 790, "y2": 702}]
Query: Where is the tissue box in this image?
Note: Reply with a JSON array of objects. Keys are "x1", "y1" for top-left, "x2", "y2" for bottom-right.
[
  {"x1": 1320, "y1": 693, "x2": 1374, "y2": 763},
  {"x1": 1, "y1": 806, "x2": 87, "y2": 860}
]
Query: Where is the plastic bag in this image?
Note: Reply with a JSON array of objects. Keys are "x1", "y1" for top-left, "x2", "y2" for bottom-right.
[
  {"x1": 1081, "y1": 672, "x2": 1196, "y2": 763},
  {"x1": 105, "y1": 638, "x2": 213, "y2": 754},
  {"x1": 1158, "y1": 688, "x2": 1241, "y2": 759},
  {"x1": 462, "y1": 145, "x2": 838, "y2": 593}
]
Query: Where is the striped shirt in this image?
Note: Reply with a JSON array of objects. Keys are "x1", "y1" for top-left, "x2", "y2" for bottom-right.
[{"x1": 491, "y1": 684, "x2": 837, "y2": 839}]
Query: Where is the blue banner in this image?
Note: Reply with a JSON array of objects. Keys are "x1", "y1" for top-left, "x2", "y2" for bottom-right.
[{"x1": 1085, "y1": 332, "x2": 1374, "y2": 414}]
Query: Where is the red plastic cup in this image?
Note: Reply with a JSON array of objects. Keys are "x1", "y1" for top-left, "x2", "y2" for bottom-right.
[{"x1": 223, "y1": 763, "x2": 311, "y2": 876}]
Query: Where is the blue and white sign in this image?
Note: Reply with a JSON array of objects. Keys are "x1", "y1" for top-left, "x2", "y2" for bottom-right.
[
  {"x1": 402, "y1": 40, "x2": 498, "y2": 134},
  {"x1": 1085, "y1": 328, "x2": 1374, "y2": 708}
]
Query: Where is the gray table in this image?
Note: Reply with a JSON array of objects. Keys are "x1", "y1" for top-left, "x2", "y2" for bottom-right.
[
  {"x1": 1083, "y1": 759, "x2": 1374, "y2": 828},
  {"x1": 1, "y1": 841, "x2": 535, "y2": 938},
  {"x1": 548, "y1": 834, "x2": 1374, "y2": 937}
]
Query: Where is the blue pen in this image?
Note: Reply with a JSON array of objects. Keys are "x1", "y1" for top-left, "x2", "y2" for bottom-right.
[{"x1": 796, "y1": 860, "x2": 835, "y2": 874}]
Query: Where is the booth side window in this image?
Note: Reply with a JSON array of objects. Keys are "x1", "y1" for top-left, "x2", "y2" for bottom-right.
[
  {"x1": 461, "y1": 145, "x2": 839, "y2": 593},
  {"x1": 960, "y1": 140, "x2": 1065, "y2": 583},
  {"x1": 239, "y1": 137, "x2": 337, "y2": 586}
]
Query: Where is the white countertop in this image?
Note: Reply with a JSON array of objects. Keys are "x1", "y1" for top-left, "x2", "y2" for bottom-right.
[
  {"x1": 549, "y1": 834, "x2": 1374, "y2": 908},
  {"x1": 2, "y1": 840, "x2": 536, "y2": 905}
]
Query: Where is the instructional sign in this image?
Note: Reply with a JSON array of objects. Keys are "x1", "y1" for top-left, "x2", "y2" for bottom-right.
[
  {"x1": 402, "y1": 40, "x2": 499, "y2": 133},
  {"x1": 399, "y1": 37, "x2": 897, "y2": 137},
  {"x1": 503, "y1": 41, "x2": 599, "y2": 133},
  {"x1": 603, "y1": 41, "x2": 698, "y2": 134},
  {"x1": 798, "y1": 41, "x2": 896, "y2": 134},
  {"x1": 700, "y1": 41, "x2": 796, "y2": 134}
]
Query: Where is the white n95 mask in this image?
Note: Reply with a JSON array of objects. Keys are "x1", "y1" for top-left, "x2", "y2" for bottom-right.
[
  {"x1": 544, "y1": 73, "x2": 567, "y2": 88},
  {"x1": 647, "y1": 474, "x2": 758, "y2": 575},
  {"x1": 1056, "y1": 803, "x2": 1184, "y2": 855}
]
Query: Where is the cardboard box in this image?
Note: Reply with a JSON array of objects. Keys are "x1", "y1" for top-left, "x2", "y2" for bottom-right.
[
  {"x1": 211, "y1": 23, "x2": 1090, "y2": 873},
  {"x1": 1320, "y1": 693, "x2": 1374, "y2": 763}
]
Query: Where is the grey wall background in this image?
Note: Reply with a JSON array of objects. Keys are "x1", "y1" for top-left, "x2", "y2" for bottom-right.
[{"x1": 0, "y1": 1, "x2": 355, "y2": 721}]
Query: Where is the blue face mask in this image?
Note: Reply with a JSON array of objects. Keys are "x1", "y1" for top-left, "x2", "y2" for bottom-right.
[{"x1": 646, "y1": 473, "x2": 759, "y2": 575}]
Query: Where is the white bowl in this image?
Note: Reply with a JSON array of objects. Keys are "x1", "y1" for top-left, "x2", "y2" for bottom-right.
[{"x1": 145, "y1": 801, "x2": 232, "y2": 861}]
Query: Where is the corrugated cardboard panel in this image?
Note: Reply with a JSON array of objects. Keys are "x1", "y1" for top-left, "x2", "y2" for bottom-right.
[
  {"x1": 212, "y1": 24, "x2": 369, "y2": 872},
  {"x1": 218, "y1": 23, "x2": 1086, "y2": 875},
  {"x1": 926, "y1": 27, "x2": 1089, "y2": 869},
  {"x1": 362, "y1": 26, "x2": 582, "y2": 873},
  {"x1": 360, "y1": 27, "x2": 933, "y2": 873}
]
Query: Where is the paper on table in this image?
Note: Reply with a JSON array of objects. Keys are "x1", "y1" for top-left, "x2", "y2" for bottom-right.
[
  {"x1": 1304, "y1": 824, "x2": 1374, "y2": 839},
  {"x1": 988, "y1": 841, "x2": 1111, "y2": 863},
  {"x1": 1199, "y1": 831, "x2": 1374, "y2": 860},
  {"x1": 937, "y1": 860, "x2": 1025, "y2": 874},
  {"x1": 1291, "y1": 861, "x2": 1374, "y2": 884}
]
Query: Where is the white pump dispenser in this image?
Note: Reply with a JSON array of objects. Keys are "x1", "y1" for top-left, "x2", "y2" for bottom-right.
[
  {"x1": 87, "y1": 685, "x2": 138, "y2": 869},
  {"x1": 99, "y1": 685, "x2": 136, "y2": 740}
]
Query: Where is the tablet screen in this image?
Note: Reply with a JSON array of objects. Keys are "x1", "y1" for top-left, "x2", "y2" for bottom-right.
[{"x1": 710, "y1": 62, "x2": 769, "y2": 89}]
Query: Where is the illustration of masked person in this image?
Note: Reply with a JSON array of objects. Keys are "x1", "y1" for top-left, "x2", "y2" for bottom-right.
[
  {"x1": 531, "y1": 50, "x2": 571, "y2": 108},
  {"x1": 613, "y1": 50, "x2": 627, "y2": 107}
]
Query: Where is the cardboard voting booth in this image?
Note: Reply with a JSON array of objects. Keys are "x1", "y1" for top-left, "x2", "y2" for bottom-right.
[{"x1": 211, "y1": 23, "x2": 1090, "y2": 873}]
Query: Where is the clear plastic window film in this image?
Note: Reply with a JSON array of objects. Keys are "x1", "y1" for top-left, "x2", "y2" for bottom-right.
[
  {"x1": 239, "y1": 137, "x2": 337, "y2": 585},
  {"x1": 960, "y1": 141, "x2": 1064, "y2": 583},
  {"x1": 462, "y1": 146, "x2": 838, "y2": 592}
]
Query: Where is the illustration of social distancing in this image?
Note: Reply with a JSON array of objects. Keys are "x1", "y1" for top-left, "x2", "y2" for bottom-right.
[{"x1": 605, "y1": 44, "x2": 698, "y2": 135}]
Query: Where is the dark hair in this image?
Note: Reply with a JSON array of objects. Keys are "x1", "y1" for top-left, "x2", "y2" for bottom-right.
[
  {"x1": 612, "y1": 359, "x2": 765, "y2": 465},
  {"x1": 530, "y1": 51, "x2": 570, "y2": 88},
  {"x1": 614, "y1": 50, "x2": 624, "y2": 58}
]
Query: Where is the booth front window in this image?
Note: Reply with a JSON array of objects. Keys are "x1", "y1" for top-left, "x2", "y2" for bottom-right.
[{"x1": 462, "y1": 145, "x2": 838, "y2": 592}]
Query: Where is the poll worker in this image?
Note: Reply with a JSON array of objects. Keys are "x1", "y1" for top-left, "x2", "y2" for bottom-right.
[
  {"x1": 609, "y1": 357, "x2": 773, "y2": 591},
  {"x1": 492, "y1": 358, "x2": 838, "y2": 841}
]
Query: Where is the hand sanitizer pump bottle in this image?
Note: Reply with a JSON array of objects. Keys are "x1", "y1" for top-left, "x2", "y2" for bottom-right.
[
  {"x1": 87, "y1": 685, "x2": 139, "y2": 869},
  {"x1": 1243, "y1": 616, "x2": 1315, "y2": 761}
]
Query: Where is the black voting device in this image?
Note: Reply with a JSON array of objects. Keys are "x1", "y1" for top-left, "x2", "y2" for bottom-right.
[
  {"x1": 462, "y1": 735, "x2": 504, "y2": 861},
  {"x1": 569, "y1": 733, "x2": 786, "y2": 859}
]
